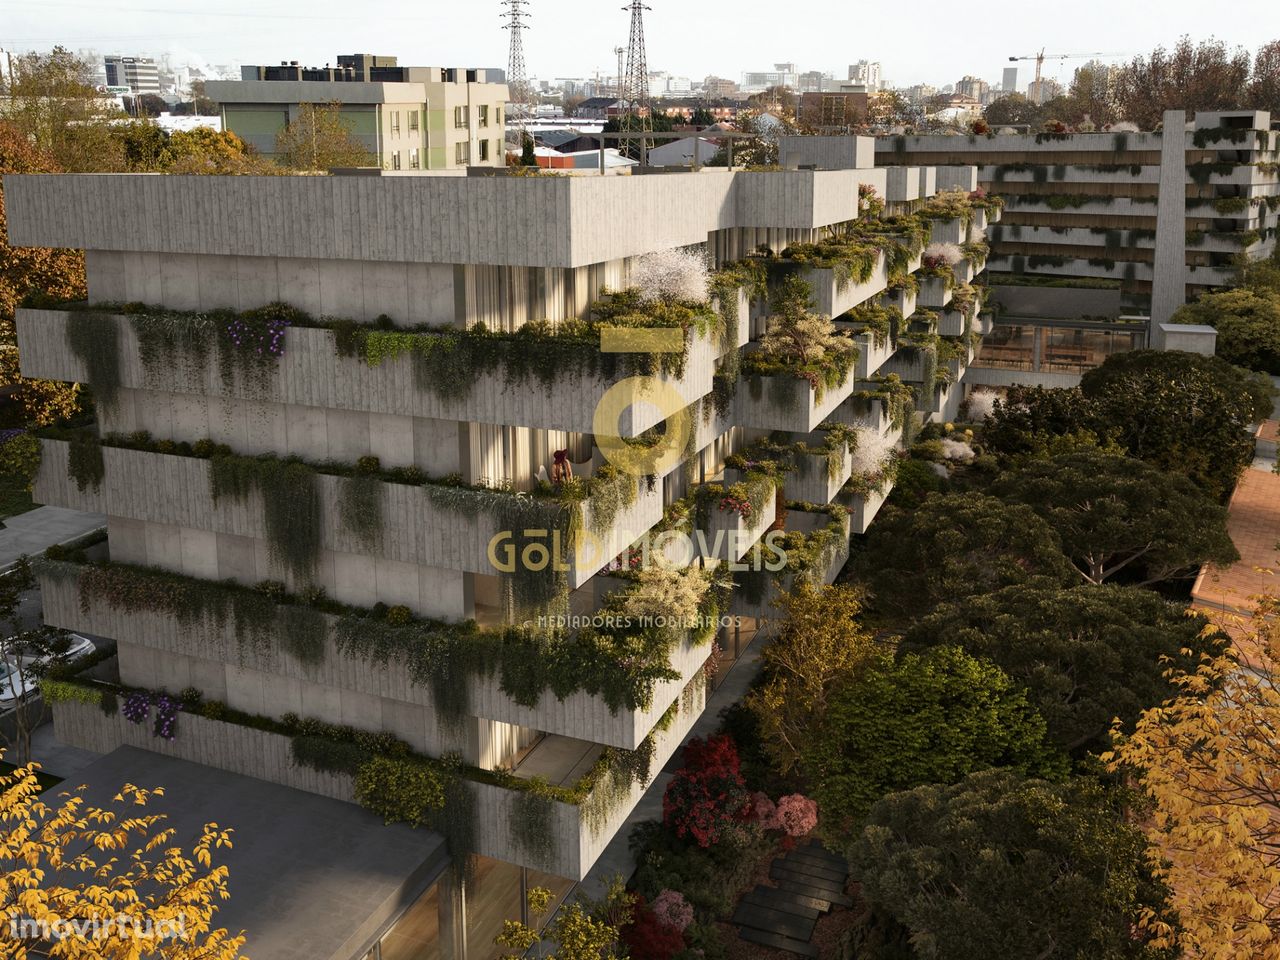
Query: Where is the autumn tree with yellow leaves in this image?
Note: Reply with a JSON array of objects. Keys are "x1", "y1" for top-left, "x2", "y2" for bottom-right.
[
  {"x1": 1106, "y1": 598, "x2": 1280, "y2": 960},
  {"x1": 0, "y1": 759, "x2": 247, "y2": 959},
  {"x1": 745, "y1": 583, "x2": 879, "y2": 774}
]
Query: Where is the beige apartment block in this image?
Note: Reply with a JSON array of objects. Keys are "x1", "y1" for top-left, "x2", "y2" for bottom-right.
[{"x1": 208, "y1": 56, "x2": 508, "y2": 171}]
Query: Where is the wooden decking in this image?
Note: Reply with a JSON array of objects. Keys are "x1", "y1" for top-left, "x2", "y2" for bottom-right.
[{"x1": 733, "y1": 840, "x2": 852, "y2": 957}]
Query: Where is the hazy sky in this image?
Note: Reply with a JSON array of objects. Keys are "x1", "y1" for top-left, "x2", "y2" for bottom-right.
[{"x1": 4, "y1": 0, "x2": 1275, "y2": 88}]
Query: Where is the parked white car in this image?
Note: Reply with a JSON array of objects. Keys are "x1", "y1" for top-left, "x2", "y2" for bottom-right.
[
  {"x1": 0, "y1": 659, "x2": 35, "y2": 711},
  {"x1": 0, "y1": 632, "x2": 97, "y2": 710}
]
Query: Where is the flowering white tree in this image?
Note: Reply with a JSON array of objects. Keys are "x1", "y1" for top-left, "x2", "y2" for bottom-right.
[
  {"x1": 850, "y1": 426, "x2": 897, "y2": 477},
  {"x1": 629, "y1": 249, "x2": 709, "y2": 305},
  {"x1": 963, "y1": 389, "x2": 999, "y2": 421},
  {"x1": 922, "y1": 242, "x2": 963, "y2": 268}
]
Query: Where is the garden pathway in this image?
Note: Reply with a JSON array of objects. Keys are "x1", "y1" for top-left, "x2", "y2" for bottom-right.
[{"x1": 733, "y1": 840, "x2": 852, "y2": 957}]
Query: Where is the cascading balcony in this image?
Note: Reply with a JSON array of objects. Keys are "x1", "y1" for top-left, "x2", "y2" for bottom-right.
[
  {"x1": 32, "y1": 438, "x2": 662, "y2": 593},
  {"x1": 47, "y1": 669, "x2": 706, "y2": 882},
  {"x1": 15, "y1": 308, "x2": 724, "y2": 438},
  {"x1": 37, "y1": 562, "x2": 707, "y2": 751}
]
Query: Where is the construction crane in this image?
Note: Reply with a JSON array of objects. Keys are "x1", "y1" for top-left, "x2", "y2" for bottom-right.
[{"x1": 1008, "y1": 49, "x2": 1130, "y2": 103}]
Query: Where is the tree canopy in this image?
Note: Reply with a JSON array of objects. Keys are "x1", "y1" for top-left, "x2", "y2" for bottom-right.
[
  {"x1": 1111, "y1": 37, "x2": 1257, "y2": 129},
  {"x1": 853, "y1": 769, "x2": 1171, "y2": 960},
  {"x1": 1105, "y1": 601, "x2": 1280, "y2": 959},
  {"x1": 804, "y1": 646, "x2": 1065, "y2": 836},
  {"x1": 0, "y1": 46, "x2": 127, "y2": 172},
  {"x1": 854, "y1": 492, "x2": 1076, "y2": 619},
  {"x1": 1080, "y1": 349, "x2": 1274, "y2": 499},
  {"x1": 1172, "y1": 287, "x2": 1280, "y2": 376},
  {"x1": 744, "y1": 583, "x2": 877, "y2": 775},
  {"x1": 274, "y1": 102, "x2": 376, "y2": 171},
  {"x1": 904, "y1": 581, "x2": 1229, "y2": 755},
  {"x1": 0, "y1": 759, "x2": 248, "y2": 958},
  {"x1": 990, "y1": 450, "x2": 1239, "y2": 587}
]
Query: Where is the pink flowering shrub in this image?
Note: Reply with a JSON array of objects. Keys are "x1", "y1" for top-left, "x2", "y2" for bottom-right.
[
  {"x1": 773, "y1": 794, "x2": 819, "y2": 837},
  {"x1": 751, "y1": 791, "x2": 778, "y2": 827},
  {"x1": 651, "y1": 889, "x2": 694, "y2": 933}
]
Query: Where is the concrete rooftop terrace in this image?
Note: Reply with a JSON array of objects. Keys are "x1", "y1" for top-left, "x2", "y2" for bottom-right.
[
  {"x1": 42, "y1": 746, "x2": 447, "y2": 960},
  {"x1": 1, "y1": 167, "x2": 891, "y2": 270}
]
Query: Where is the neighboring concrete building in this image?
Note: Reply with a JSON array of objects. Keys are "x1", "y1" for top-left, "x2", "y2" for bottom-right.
[
  {"x1": 955, "y1": 75, "x2": 990, "y2": 101},
  {"x1": 206, "y1": 54, "x2": 508, "y2": 171},
  {"x1": 741, "y1": 63, "x2": 799, "y2": 92},
  {"x1": 876, "y1": 109, "x2": 1280, "y2": 380},
  {"x1": 847, "y1": 60, "x2": 883, "y2": 92},
  {"x1": 703, "y1": 76, "x2": 740, "y2": 99},
  {"x1": 7, "y1": 144, "x2": 994, "y2": 958},
  {"x1": 653, "y1": 99, "x2": 742, "y2": 123},
  {"x1": 1027, "y1": 77, "x2": 1063, "y2": 105},
  {"x1": 573, "y1": 96, "x2": 625, "y2": 120},
  {"x1": 800, "y1": 90, "x2": 870, "y2": 129},
  {"x1": 104, "y1": 55, "x2": 160, "y2": 95}
]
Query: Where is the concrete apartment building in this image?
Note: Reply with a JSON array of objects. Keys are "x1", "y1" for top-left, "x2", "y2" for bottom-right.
[
  {"x1": 877, "y1": 110, "x2": 1280, "y2": 383},
  {"x1": 5, "y1": 144, "x2": 995, "y2": 958},
  {"x1": 103, "y1": 55, "x2": 160, "y2": 95},
  {"x1": 206, "y1": 54, "x2": 509, "y2": 171}
]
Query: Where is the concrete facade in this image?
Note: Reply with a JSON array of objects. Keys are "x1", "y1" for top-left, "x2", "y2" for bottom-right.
[
  {"x1": 7, "y1": 159, "x2": 991, "y2": 958},
  {"x1": 875, "y1": 110, "x2": 1280, "y2": 324}
]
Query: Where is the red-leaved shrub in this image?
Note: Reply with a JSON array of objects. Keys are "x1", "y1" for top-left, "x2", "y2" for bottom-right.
[{"x1": 622, "y1": 896, "x2": 687, "y2": 960}]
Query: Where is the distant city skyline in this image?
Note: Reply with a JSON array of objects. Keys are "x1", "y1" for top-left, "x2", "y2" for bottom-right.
[{"x1": 5, "y1": 0, "x2": 1275, "y2": 92}]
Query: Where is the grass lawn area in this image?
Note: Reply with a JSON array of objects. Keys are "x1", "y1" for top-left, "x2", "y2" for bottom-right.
[
  {"x1": 0, "y1": 474, "x2": 37, "y2": 522},
  {"x1": 0, "y1": 758, "x2": 64, "y2": 792}
]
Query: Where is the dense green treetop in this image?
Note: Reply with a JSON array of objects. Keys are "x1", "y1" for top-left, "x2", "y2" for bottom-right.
[
  {"x1": 989, "y1": 451, "x2": 1239, "y2": 587},
  {"x1": 855, "y1": 492, "x2": 1075, "y2": 619},
  {"x1": 804, "y1": 646, "x2": 1065, "y2": 836},
  {"x1": 903, "y1": 581, "x2": 1228, "y2": 754},
  {"x1": 853, "y1": 769, "x2": 1173, "y2": 960}
]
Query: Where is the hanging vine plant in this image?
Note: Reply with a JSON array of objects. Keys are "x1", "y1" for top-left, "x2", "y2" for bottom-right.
[
  {"x1": 279, "y1": 605, "x2": 327, "y2": 666},
  {"x1": 339, "y1": 472, "x2": 384, "y2": 548},
  {"x1": 66, "y1": 312, "x2": 121, "y2": 410},
  {"x1": 425, "y1": 484, "x2": 575, "y2": 615},
  {"x1": 66, "y1": 431, "x2": 105, "y2": 494},
  {"x1": 126, "y1": 302, "x2": 295, "y2": 396},
  {"x1": 209, "y1": 453, "x2": 321, "y2": 580},
  {"x1": 511, "y1": 777, "x2": 557, "y2": 867}
]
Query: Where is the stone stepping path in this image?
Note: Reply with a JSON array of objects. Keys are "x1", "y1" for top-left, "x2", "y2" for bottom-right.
[{"x1": 735, "y1": 840, "x2": 852, "y2": 956}]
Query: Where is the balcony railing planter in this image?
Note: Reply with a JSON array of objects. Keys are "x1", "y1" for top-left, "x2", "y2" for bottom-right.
[
  {"x1": 46, "y1": 672, "x2": 704, "y2": 881},
  {"x1": 737, "y1": 352, "x2": 858, "y2": 434},
  {"x1": 786, "y1": 430, "x2": 855, "y2": 505},
  {"x1": 37, "y1": 563, "x2": 706, "y2": 751},
  {"x1": 929, "y1": 216, "x2": 966, "y2": 246},
  {"x1": 699, "y1": 470, "x2": 779, "y2": 562},
  {"x1": 841, "y1": 479, "x2": 893, "y2": 536},
  {"x1": 730, "y1": 506, "x2": 850, "y2": 620},
  {"x1": 15, "y1": 306, "x2": 720, "y2": 437},
  {"x1": 793, "y1": 248, "x2": 890, "y2": 318},
  {"x1": 916, "y1": 273, "x2": 954, "y2": 309},
  {"x1": 31, "y1": 437, "x2": 661, "y2": 592},
  {"x1": 882, "y1": 282, "x2": 917, "y2": 320},
  {"x1": 853, "y1": 329, "x2": 896, "y2": 380}
]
